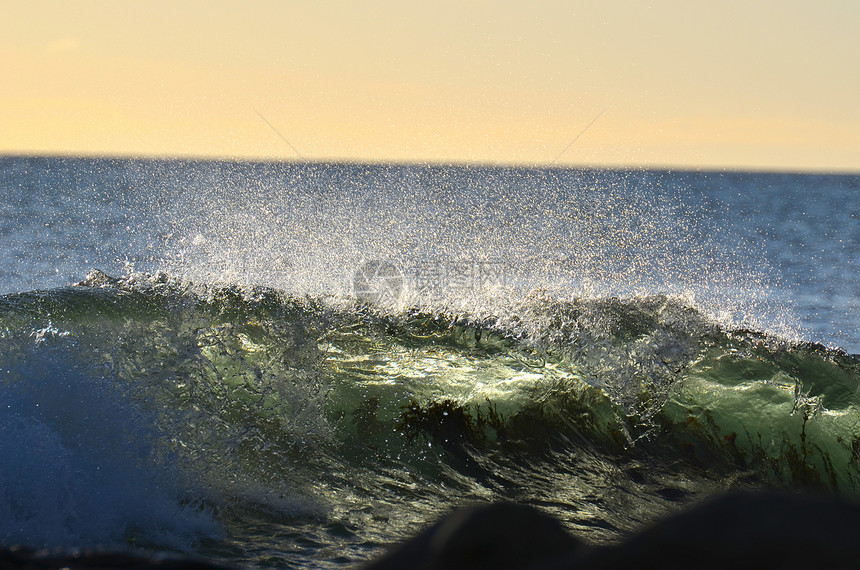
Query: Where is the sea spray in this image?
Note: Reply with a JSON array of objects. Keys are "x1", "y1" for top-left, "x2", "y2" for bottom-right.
[{"x1": 2, "y1": 158, "x2": 858, "y2": 568}]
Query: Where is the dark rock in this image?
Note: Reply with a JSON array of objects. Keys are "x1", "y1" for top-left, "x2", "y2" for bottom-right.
[
  {"x1": 363, "y1": 502, "x2": 585, "y2": 570},
  {"x1": 579, "y1": 491, "x2": 860, "y2": 569},
  {"x1": 363, "y1": 492, "x2": 860, "y2": 569},
  {"x1": 8, "y1": 492, "x2": 860, "y2": 569}
]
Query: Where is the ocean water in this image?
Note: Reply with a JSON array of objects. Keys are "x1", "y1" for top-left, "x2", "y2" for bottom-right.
[{"x1": 1, "y1": 156, "x2": 858, "y2": 568}]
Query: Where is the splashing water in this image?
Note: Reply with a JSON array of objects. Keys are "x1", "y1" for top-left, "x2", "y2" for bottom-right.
[{"x1": 1, "y1": 157, "x2": 858, "y2": 567}]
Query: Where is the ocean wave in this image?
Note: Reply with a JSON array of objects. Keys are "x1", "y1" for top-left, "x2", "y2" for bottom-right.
[{"x1": 1, "y1": 270, "x2": 859, "y2": 557}]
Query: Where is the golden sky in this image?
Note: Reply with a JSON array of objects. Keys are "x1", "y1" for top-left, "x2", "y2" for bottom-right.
[{"x1": 1, "y1": 0, "x2": 858, "y2": 171}]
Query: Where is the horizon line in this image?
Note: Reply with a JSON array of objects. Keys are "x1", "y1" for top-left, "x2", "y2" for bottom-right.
[{"x1": 1, "y1": 150, "x2": 858, "y2": 177}]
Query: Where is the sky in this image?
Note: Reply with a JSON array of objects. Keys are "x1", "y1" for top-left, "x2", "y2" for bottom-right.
[{"x1": 1, "y1": 0, "x2": 858, "y2": 171}]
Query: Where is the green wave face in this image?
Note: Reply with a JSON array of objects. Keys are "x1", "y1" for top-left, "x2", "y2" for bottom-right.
[
  {"x1": 2, "y1": 273, "x2": 859, "y2": 561},
  {"x1": 662, "y1": 332, "x2": 860, "y2": 492}
]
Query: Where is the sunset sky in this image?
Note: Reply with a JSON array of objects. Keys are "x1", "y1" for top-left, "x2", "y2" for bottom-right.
[{"x1": 1, "y1": 1, "x2": 858, "y2": 171}]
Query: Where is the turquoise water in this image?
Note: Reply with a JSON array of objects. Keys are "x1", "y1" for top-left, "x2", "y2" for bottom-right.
[{"x1": 1, "y1": 157, "x2": 858, "y2": 568}]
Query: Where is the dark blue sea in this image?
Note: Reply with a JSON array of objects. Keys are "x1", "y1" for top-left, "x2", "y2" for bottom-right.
[{"x1": 1, "y1": 156, "x2": 858, "y2": 568}]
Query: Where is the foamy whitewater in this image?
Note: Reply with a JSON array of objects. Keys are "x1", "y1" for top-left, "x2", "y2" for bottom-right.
[{"x1": 1, "y1": 157, "x2": 858, "y2": 567}]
